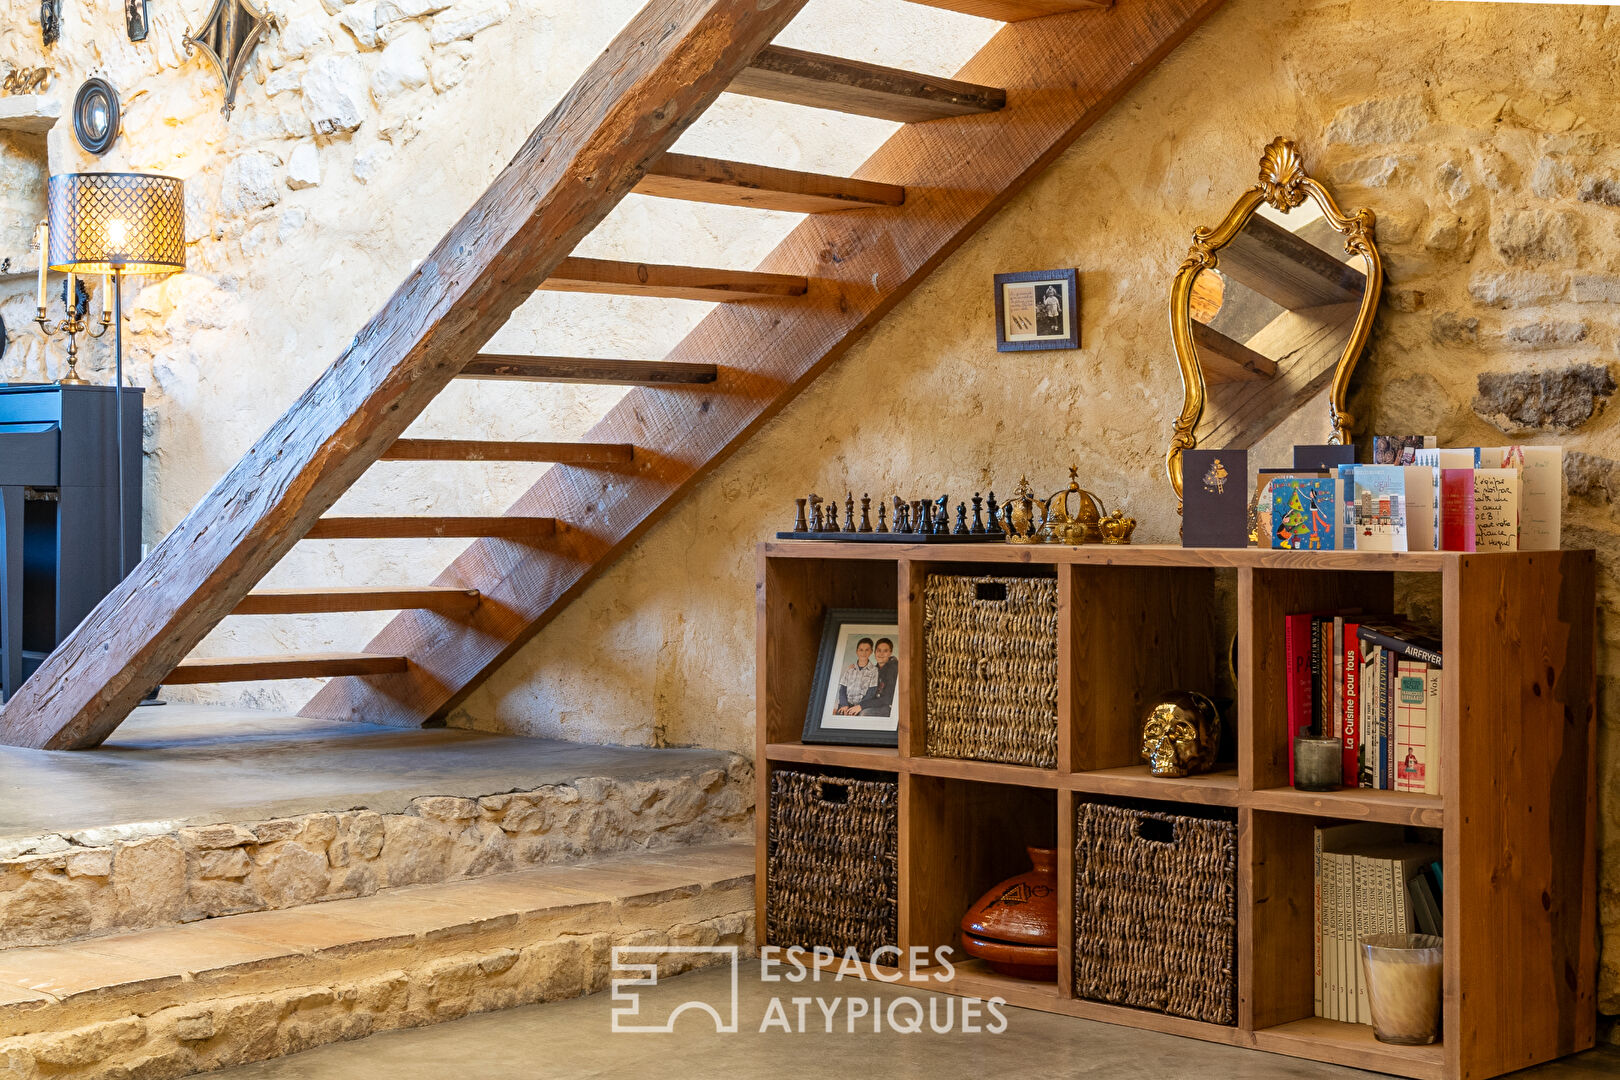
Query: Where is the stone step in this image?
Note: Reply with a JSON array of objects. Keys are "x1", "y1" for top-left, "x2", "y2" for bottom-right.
[
  {"x1": 0, "y1": 708, "x2": 752, "y2": 951},
  {"x1": 0, "y1": 842, "x2": 754, "y2": 1080}
]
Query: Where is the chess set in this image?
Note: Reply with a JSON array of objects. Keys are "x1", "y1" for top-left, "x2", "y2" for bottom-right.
[{"x1": 776, "y1": 492, "x2": 1008, "y2": 543}]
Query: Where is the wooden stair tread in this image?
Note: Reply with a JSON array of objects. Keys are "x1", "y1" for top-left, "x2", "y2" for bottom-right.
[
  {"x1": 234, "y1": 587, "x2": 481, "y2": 616},
  {"x1": 1218, "y1": 214, "x2": 1368, "y2": 310},
  {"x1": 635, "y1": 152, "x2": 904, "y2": 213},
  {"x1": 459, "y1": 355, "x2": 718, "y2": 385},
  {"x1": 541, "y1": 258, "x2": 807, "y2": 302},
  {"x1": 166, "y1": 653, "x2": 409, "y2": 684},
  {"x1": 1191, "y1": 320, "x2": 1279, "y2": 383},
  {"x1": 305, "y1": 517, "x2": 559, "y2": 540},
  {"x1": 729, "y1": 44, "x2": 1006, "y2": 123},
  {"x1": 382, "y1": 439, "x2": 635, "y2": 465},
  {"x1": 902, "y1": 0, "x2": 1111, "y2": 20}
]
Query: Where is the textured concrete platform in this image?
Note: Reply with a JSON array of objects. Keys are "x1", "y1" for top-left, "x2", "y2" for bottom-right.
[{"x1": 0, "y1": 704, "x2": 734, "y2": 842}]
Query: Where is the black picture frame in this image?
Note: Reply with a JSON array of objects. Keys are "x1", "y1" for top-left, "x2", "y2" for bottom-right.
[
  {"x1": 72, "y1": 77, "x2": 121, "y2": 156},
  {"x1": 993, "y1": 268, "x2": 1080, "y2": 351},
  {"x1": 801, "y1": 607, "x2": 900, "y2": 747}
]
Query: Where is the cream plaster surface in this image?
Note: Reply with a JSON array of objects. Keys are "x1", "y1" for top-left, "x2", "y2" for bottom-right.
[{"x1": 4, "y1": 0, "x2": 1620, "y2": 1014}]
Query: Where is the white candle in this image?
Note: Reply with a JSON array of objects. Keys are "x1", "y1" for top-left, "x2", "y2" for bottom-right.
[
  {"x1": 36, "y1": 222, "x2": 47, "y2": 311},
  {"x1": 66, "y1": 272, "x2": 75, "y2": 317},
  {"x1": 103, "y1": 271, "x2": 111, "y2": 319}
]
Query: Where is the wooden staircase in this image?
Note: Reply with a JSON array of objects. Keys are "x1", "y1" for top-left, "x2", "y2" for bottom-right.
[{"x1": 0, "y1": 0, "x2": 1225, "y2": 749}]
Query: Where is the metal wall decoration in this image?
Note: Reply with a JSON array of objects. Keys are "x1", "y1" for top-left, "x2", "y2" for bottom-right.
[
  {"x1": 184, "y1": 0, "x2": 272, "y2": 118},
  {"x1": 2, "y1": 68, "x2": 50, "y2": 94},
  {"x1": 72, "y1": 78, "x2": 120, "y2": 155},
  {"x1": 126, "y1": 0, "x2": 150, "y2": 41},
  {"x1": 41, "y1": 0, "x2": 62, "y2": 46}
]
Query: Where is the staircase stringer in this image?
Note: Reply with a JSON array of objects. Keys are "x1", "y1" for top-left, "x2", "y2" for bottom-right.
[
  {"x1": 302, "y1": 0, "x2": 1228, "y2": 729},
  {"x1": 0, "y1": 0, "x2": 809, "y2": 750}
]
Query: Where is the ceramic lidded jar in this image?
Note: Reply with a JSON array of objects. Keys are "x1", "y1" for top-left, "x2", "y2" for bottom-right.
[{"x1": 959, "y1": 847, "x2": 1059, "y2": 981}]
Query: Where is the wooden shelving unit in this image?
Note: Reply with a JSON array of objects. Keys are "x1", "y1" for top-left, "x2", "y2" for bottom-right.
[{"x1": 756, "y1": 542, "x2": 1597, "y2": 1080}]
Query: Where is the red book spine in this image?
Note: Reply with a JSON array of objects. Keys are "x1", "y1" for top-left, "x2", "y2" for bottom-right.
[
  {"x1": 1342, "y1": 622, "x2": 1361, "y2": 785},
  {"x1": 1441, "y1": 469, "x2": 1475, "y2": 552},
  {"x1": 1285, "y1": 613, "x2": 1313, "y2": 785}
]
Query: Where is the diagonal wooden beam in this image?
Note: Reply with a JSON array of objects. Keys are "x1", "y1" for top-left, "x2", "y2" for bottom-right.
[
  {"x1": 458, "y1": 355, "x2": 719, "y2": 385},
  {"x1": 0, "y1": 0, "x2": 809, "y2": 750},
  {"x1": 304, "y1": 0, "x2": 1228, "y2": 731}
]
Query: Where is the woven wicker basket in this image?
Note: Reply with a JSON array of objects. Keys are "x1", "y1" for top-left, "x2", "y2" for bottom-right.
[
  {"x1": 924, "y1": 573, "x2": 1059, "y2": 768},
  {"x1": 1072, "y1": 802, "x2": 1238, "y2": 1025},
  {"x1": 766, "y1": 769, "x2": 899, "y2": 957}
]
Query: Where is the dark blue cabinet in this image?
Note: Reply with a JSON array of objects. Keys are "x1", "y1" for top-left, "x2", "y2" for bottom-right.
[{"x1": 0, "y1": 384, "x2": 143, "y2": 700}]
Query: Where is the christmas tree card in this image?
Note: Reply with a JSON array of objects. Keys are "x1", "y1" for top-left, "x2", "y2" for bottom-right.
[{"x1": 1271, "y1": 476, "x2": 1338, "y2": 550}]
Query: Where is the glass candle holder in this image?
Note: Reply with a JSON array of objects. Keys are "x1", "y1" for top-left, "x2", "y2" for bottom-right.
[
  {"x1": 1361, "y1": 933, "x2": 1443, "y2": 1045},
  {"x1": 1293, "y1": 734, "x2": 1342, "y2": 791}
]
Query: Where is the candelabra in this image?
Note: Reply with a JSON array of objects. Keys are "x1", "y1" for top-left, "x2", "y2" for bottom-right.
[{"x1": 34, "y1": 277, "x2": 111, "y2": 386}]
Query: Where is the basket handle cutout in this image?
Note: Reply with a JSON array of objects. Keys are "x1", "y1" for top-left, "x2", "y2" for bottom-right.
[
  {"x1": 818, "y1": 782, "x2": 850, "y2": 805},
  {"x1": 1135, "y1": 816, "x2": 1177, "y2": 845},
  {"x1": 974, "y1": 581, "x2": 1008, "y2": 602}
]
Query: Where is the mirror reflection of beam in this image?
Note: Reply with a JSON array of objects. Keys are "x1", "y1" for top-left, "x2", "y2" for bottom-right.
[
  {"x1": 1197, "y1": 300, "x2": 1362, "y2": 450},
  {"x1": 1217, "y1": 214, "x2": 1367, "y2": 310}
]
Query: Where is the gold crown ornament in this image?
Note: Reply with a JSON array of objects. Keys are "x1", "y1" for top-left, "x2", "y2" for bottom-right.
[
  {"x1": 1037, "y1": 466, "x2": 1107, "y2": 545},
  {"x1": 1098, "y1": 511, "x2": 1137, "y2": 545},
  {"x1": 1000, "y1": 476, "x2": 1045, "y2": 544}
]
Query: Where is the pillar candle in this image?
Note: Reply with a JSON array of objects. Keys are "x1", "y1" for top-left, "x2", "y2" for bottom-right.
[{"x1": 36, "y1": 222, "x2": 47, "y2": 310}]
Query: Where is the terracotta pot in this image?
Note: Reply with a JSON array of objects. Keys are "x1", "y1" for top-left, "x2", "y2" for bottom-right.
[{"x1": 959, "y1": 847, "x2": 1059, "y2": 981}]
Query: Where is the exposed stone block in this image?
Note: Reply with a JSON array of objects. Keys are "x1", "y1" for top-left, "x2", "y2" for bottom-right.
[
  {"x1": 1324, "y1": 95, "x2": 1429, "y2": 145},
  {"x1": 197, "y1": 848, "x2": 252, "y2": 879},
  {"x1": 286, "y1": 142, "x2": 321, "y2": 190},
  {"x1": 1503, "y1": 321, "x2": 1587, "y2": 349},
  {"x1": 179, "y1": 824, "x2": 256, "y2": 850},
  {"x1": 1468, "y1": 271, "x2": 1565, "y2": 308},
  {"x1": 1579, "y1": 176, "x2": 1620, "y2": 208},
  {"x1": 113, "y1": 837, "x2": 187, "y2": 928},
  {"x1": 1566, "y1": 451, "x2": 1620, "y2": 505},
  {"x1": 429, "y1": 0, "x2": 507, "y2": 45},
  {"x1": 302, "y1": 56, "x2": 367, "y2": 134},
  {"x1": 1490, "y1": 208, "x2": 1579, "y2": 265},
  {"x1": 220, "y1": 153, "x2": 280, "y2": 216},
  {"x1": 1473, "y1": 362, "x2": 1616, "y2": 434},
  {"x1": 1430, "y1": 312, "x2": 1478, "y2": 345},
  {"x1": 1573, "y1": 274, "x2": 1620, "y2": 304}
]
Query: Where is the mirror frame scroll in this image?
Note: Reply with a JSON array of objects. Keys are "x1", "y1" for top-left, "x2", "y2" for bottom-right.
[{"x1": 1165, "y1": 137, "x2": 1383, "y2": 507}]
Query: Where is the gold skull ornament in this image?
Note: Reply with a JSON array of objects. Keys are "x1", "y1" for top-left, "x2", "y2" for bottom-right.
[{"x1": 1140, "y1": 691, "x2": 1221, "y2": 778}]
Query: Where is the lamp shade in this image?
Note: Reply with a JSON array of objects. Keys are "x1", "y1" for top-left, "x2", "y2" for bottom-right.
[{"x1": 47, "y1": 172, "x2": 185, "y2": 275}]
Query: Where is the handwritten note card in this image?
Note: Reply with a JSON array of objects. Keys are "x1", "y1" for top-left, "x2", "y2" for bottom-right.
[{"x1": 1472, "y1": 468, "x2": 1520, "y2": 552}]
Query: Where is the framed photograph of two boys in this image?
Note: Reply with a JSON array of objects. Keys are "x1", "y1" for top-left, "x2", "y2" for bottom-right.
[{"x1": 994, "y1": 268, "x2": 1079, "y2": 351}]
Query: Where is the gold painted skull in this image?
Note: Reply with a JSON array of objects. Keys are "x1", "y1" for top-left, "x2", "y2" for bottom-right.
[{"x1": 1139, "y1": 691, "x2": 1221, "y2": 778}]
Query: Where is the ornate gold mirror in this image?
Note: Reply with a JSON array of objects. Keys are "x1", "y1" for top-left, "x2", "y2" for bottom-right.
[{"x1": 1166, "y1": 138, "x2": 1383, "y2": 506}]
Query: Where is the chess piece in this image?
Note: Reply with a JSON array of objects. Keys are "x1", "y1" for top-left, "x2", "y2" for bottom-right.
[
  {"x1": 934, "y1": 496, "x2": 950, "y2": 533},
  {"x1": 954, "y1": 503, "x2": 969, "y2": 535},
  {"x1": 971, "y1": 493, "x2": 986, "y2": 534},
  {"x1": 876, "y1": 502, "x2": 889, "y2": 532},
  {"x1": 794, "y1": 498, "x2": 810, "y2": 533},
  {"x1": 913, "y1": 501, "x2": 930, "y2": 535},
  {"x1": 808, "y1": 494, "x2": 825, "y2": 532},
  {"x1": 859, "y1": 494, "x2": 873, "y2": 533},
  {"x1": 986, "y1": 491, "x2": 1002, "y2": 533},
  {"x1": 893, "y1": 496, "x2": 907, "y2": 534},
  {"x1": 844, "y1": 492, "x2": 856, "y2": 533}
]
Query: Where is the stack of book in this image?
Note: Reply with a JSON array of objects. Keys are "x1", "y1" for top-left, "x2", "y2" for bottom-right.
[
  {"x1": 1315, "y1": 824, "x2": 1443, "y2": 1024},
  {"x1": 1264, "y1": 441, "x2": 1561, "y2": 553},
  {"x1": 1286, "y1": 613, "x2": 1442, "y2": 793}
]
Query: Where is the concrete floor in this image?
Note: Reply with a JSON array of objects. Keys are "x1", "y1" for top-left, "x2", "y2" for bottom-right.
[
  {"x1": 209, "y1": 965, "x2": 1620, "y2": 1080},
  {"x1": 0, "y1": 704, "x2": 732, "y2": 842}
]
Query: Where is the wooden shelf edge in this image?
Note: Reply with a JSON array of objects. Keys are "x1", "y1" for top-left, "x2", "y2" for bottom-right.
[
  {"x1": 906, "y1": 755, "x2": 1062, "y2": 788},
  {"x1": 756, "y1": 541, "x2": 1511, "y2": 571},
  {"x1": 1065, "y1": 764, "x2": 1240, "y2": 806},
  {"x1": 1251, "y1": 1018, "x2": 1443, "y2": 1080},
  {"x1": 764, "y1": 742, "x2": 900, "y2": 770},
  {"x1": 1244, "y1": 786, "x2": 1445, "y2": 827}
]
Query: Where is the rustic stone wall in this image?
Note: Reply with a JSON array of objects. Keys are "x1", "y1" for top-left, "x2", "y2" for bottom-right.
[{"x1": 0, "y1": 756, "x2": 750, "y2": 948}]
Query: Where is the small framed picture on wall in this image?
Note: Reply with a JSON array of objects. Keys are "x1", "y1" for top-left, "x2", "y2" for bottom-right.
[
  {"x1": 994, "y1": 268, "x2": 1079, "y2": 351},
  {"x1": 801, "y1": 608, "x2": 901, "y2": 747}
]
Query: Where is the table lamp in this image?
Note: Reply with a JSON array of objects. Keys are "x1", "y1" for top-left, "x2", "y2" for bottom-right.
[{"x1": 40, "y1": 172, "x2": 185, "y2": 579}]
